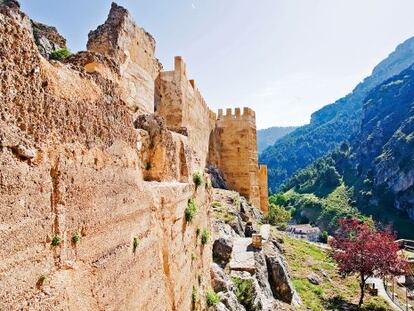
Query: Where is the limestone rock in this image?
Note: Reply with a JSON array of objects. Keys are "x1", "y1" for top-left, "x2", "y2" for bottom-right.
[
  {"x1": 264, "y1": 244, "x2": 299, "y2": 304},
  {"x1": 31, "y1": 20, "x2": 67, "y2": 58},
  {"x1": 213, "y1": 238, "x2": 233, "y2": 265},
  {"x1": 87, "y1": 2, "x2": 162, "y2": 115},
  {"x1": 208, "y1": 165, "x2": 228, "y2": 189},
  {"x1": 13, "y1": 144, "x2": 36, "y2": 159}
]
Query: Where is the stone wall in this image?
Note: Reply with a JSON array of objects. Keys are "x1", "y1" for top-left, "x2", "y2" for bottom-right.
[
  {"x1": 210, "y1": 108, "x2": 265, "y2": 211},
  {"x1": 0, "y1": 3, "x2": 211, "y2": 310},
  {"x1": 156, "y1": 56, "x2": 216, "y2": 169},
  {"x1": 0, "y1": 1, "x2": 268, "y2": 310},
  {"x1": 259, "y1": 165, "x2": 269, "y2": 213}
]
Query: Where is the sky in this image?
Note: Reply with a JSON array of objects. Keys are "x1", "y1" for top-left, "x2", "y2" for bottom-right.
[{"x1": 20, "y1": 0, "x2": 414, "y2": 129}]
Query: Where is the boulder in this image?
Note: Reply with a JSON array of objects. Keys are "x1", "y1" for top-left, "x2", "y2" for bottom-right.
[
  {"x1": 213, "y1": 238, "x2": 233, "y2": 265},
  {"x1": 264, "y1": 244, "x2": 300, "y2": 305},
  {"x1": 308, "y1": 273, "x2": 322, "y2": 285},
  {"x1": 244, "y1": 222, "x2": 256, "y2": 238},
  {"x1": 219, "y1": 291, "x2": 246, "y2": 311},
  {"x1": 208, "y1": 165, "x2": 228, "y2": 189},
  {"x1": 211, "y1": 263, "x2": 233, "y2": 293}
]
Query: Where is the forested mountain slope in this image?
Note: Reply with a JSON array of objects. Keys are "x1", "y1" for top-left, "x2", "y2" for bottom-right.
[
  {"x1": 257, "y1": 126, "x2": 297, "y2": 153},
  {"x1": 260, "y1": 36, "x2": 414, "y2": 192},
  {"x1": 278, "y1": 65, "x2": 414, "y2": 238}
]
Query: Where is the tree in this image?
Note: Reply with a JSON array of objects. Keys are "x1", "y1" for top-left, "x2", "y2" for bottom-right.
[
  {"x1": 267, "y1": 203, "x2": 291, "y2": 226},
  {"x1": 330, "y1": 218, "x2": 407, "y2": 307}
]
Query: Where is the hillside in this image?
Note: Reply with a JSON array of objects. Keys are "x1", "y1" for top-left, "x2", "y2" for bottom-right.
[
  {"x1": 257, "y1": 126, "x2": 297, "y2": 153},
  {"x1": 260, "y1": 36, "x2": 414, "y2": 192},
  {"x1": 277, "y1": 65, "x2": 414, "y2": 238}
]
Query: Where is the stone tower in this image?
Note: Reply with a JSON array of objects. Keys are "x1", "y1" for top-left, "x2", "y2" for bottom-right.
[{"x1": 210, "y1": 107, "x2": 268, "y2": 212}]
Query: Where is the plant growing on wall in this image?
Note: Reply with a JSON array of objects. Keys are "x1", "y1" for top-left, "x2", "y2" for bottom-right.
[
  {"x1": 206, "y1": 289, "x2": 220, "y2": 306},
  {"x1": 51, "y1": 235, "x2": 61, "y2": 247},
  {"x1": 49, "y1": 48, "x2": 71, "y2": 61},
  {"x1": 192, "y1": 171, "x2": 203, "y2": 188},
  {"x1": 72, "y1": 232, "x2": 81, "y2": 244},
  {"x1": 201, "y1": 229, "x2": 210, "y2": 245},
  {"x1": 185, "y1": 199, "x2": 198, "y2": 223}
]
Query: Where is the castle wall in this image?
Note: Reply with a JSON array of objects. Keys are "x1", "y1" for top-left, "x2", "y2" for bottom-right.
[
  {"x1": 156, "y1": 56, "x2": 216, "y2": 169},
  {"x1": 210, "y1": 108, "x2": 262, "y2": 209},
  {"x1": 259, "y1": 165, "x2": 269, "y2": 213},
  {"x1": 0, "y1": 4, "x2": 212, "y2": 310}
]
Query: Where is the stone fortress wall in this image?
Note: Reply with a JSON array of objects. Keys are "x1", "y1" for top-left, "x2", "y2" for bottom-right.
[
  {"x1": 156, "y1": 56, "x2": 268, "y2": 211},
  {"x1": 0, "y1": 1, "x2": 268, "y2": 310}
]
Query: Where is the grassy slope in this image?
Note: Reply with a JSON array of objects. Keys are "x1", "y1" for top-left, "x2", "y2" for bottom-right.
[{"x1": 272, "y1": 230, "x2": 392, "y2": 311}]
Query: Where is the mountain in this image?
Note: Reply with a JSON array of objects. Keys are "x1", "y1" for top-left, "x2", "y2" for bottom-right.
[
  {"x1": 257, "y1": 126, "x2": 297, "y2": 153},
  {"x1": 260, "y1": 36, "x2": 414, "y2": 192},
  {"x1": 277, "y1": 65, "x2": 414, "y2": 238}
]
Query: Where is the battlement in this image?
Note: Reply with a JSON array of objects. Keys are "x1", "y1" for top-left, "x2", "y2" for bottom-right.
[{"x1": 217, "y1": 107, "x2": 256, "y2": 121}]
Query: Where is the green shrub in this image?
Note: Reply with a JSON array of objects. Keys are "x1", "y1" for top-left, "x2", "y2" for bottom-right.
[
  {"x1": 133, "y1": 237, "x2": 140, "y2": 254},
  {"x1": 185, "y1": 199, "x2": 198, "y2": 223},
  {"x1": 319, "y1": 231, "x2": 328, "y2": 243},
  {"x1": 206, "y1": 289, "x2": 220, "y2": 307},
  {"x1": 266, "y1": 203, "x2": 292, "y2": 226},
  {"x1": 49, "y1": 48, "x2": 71, "y2": 61},
  {"x1": 192, "y1": 171, "x2": 203, "y2": 188},
  {"x1": 72, "y1": 232, "x2": 81, "y2": 244},
  {"x1": 51, "y1": 235, "x2": 61, "y2": 247},
  {"x1": 196, "y1": 227, "x2": 201, "y2": 237},
  {"x1": 231, "y1": 277, "x2": 258, "y2": 311},
  {"x1": 201, "y1": 229, "x2": 210, "y2": 245}
]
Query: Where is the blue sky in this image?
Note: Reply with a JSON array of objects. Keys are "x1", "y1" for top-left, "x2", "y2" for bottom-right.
[{"x1": 20, "y1": 0, "x2": 414, "y2": 129}]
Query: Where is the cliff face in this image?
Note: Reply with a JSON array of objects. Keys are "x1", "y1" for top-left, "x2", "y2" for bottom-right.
[
  {"x1": 0, "y1": 2, "x2": 269, "y2": 310},
  {"x1": 0, "y1": 3, "x2": 211, "y2": 310}
]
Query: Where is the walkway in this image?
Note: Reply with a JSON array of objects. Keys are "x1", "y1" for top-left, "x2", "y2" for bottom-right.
[{"x1": 368, "y1": 278, "x2": 403, "y2": 311}]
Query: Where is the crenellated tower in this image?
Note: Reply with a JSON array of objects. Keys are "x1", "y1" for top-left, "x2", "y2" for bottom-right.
[{"x1": 210, "y1": 107, "x2": 268, "y2": 212}]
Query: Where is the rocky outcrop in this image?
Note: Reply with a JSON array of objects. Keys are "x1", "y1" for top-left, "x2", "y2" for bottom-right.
[
  {"x1": 87, "y1": 2, "x2": 162, "y2": 115},
  {"x1": 31, "y1": 20, "x2": 67, "y2": 58},
  {"x1": 210, "y1": 189, "x2": 298, "y2": 310}
]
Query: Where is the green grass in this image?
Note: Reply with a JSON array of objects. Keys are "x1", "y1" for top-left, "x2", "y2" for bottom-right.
[
  {"x1": 231, "y1": 277, "x2": 258, "y2": 311},
  {"x1": 212, "y1": 201, "x2": 236, "y2": 224},
  {"x1": 272, "y1": 230, "x2": 391, "y2": 310}
]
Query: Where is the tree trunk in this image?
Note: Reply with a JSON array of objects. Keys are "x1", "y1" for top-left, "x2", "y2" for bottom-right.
[{"x1": 359, "y1": 274, "x2": 365, "y2": 307}]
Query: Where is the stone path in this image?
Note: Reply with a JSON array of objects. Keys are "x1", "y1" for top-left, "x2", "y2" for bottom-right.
[
  {"x1": 260, "y1": 224, "x2": 270, "y2": 240},
  {"x1": 368, "y1": 278, "x2": 403, "y2": 311},
  {"x1": 229, "y1": 238, "x2": 256, "y2": 273}
]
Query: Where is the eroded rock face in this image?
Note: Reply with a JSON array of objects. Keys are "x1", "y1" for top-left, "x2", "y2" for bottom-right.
[
  {"x1": 0, "y1": 3, "x2": 212, "y2": 310},
  {"x1": 31, "y1": 20, "x2": 67, "y2": 58},
  {"x1": 87, "y1": 2, "x2": 162, "y2": 115}
]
